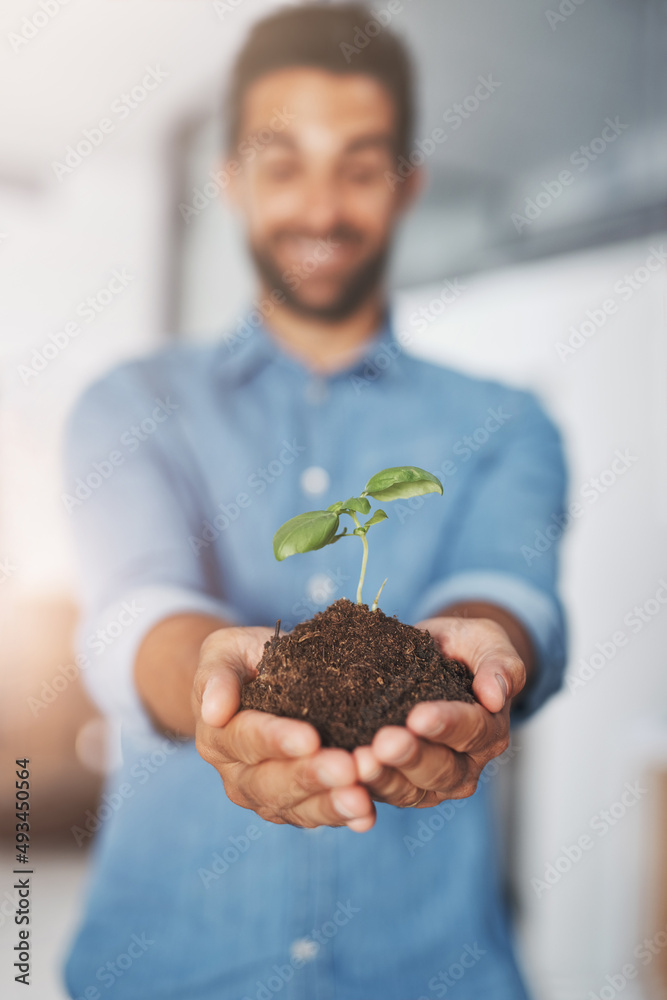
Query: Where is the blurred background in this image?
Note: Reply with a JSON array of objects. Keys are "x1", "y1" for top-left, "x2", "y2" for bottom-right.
[{"x1": 1, "y1": 0, "x2": 666, "y2": 997}]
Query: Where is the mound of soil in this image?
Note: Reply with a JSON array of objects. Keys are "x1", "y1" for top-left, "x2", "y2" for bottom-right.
[{"x1": 240, "y1": 598, "x2": 475, "y2": 751}]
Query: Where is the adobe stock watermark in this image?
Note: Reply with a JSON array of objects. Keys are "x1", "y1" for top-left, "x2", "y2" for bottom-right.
[
  {"x1": 530, "y1": 779, "x2": 647, "y2": 898},
  {"x1": 393, "y1": 407, "x2": 514, "y2": 526},
  {"x1": 406, "y1": 279, "x2": 468, "y2": 333},
  {"x1": 567, "y1": 578, "x2": 667, "y2": 695},
  {"x1": 69, "y1": 932, "x2": 155, "y2": 998},
  {"x1": 521, "y1": 448, "x2": 639, "y2": 565},
  {"x1": 211, "y1": 0, "x2": 243, "y2": 19},
  {"x1": 222, "y1": 233, "x2": 341, "y2": 355},
  {"x1": 52, "y1": 66, "x2": 169, "y2": 180},
  {"x1": 17, "y1": 269, "x2": 135, "y2": 385},
  {"x1": 8, "y1": 0, "x2": 74, "y2": 54},
  {"x1": 339, "y1": 0, "x2": 411, "y2": 62},
  {"x1": 70, "y1": 736, "x2": 184, "y2": 847},
  {"x1": 28, "y1": 601, "x2": 145, "y2": 717},
  {"x1": 222, "y1": 289, "x2": 286, "y2": 354},
  {"x1": 385, "y1": 77, "x2": 502, "y2": 191},
  {"x1": 349, "y1": 278, "x2": 467, "y2": 394},
  {"x1": 555, "y1": 245, "x2": 666, "y2": 362},
  {"x1": 61, "y1": 396, "x2": 180, "y2": 513},
  {"x1": 189, "y1": 439, "x2": 306, "y2": 555},
  {"x1": 545, "y1": 0, "x2": 588, "y2": 32},
  {"x1": 418, "y1": 942, "x2": 487, "y2": 999},
  {"x1": 1, "y1": 555, "x2": 17, "y2": 583},
  {"x1": 403, "y1": 742, "x2": 520, "y2": 856},
  {"x1": 511, "y1": 117, "x2": 629, "y2": 233},
  {"x1": 179, "y1": 106, "x2": 296, "y2": 224},
  {"x1": 197, "y1": 824, "x2": 262, "y2": 888},
  {"x1": 588, "y1": 922, "x2": 667, "y2": 1000},
  {"x1": 241, "y1": 900, "x2": 360, "y2": 1000},
  {"x1": 280, "y1": 567, "x2": 351, "y2": 633}
]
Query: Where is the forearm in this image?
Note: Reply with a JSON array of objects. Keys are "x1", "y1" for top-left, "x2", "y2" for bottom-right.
[
  {"x1": 134, "y1": 613, "x2": 232, "y2": 738},
  {"x1": 435, "y1": 600, "x2": 535, "y2": 694}
]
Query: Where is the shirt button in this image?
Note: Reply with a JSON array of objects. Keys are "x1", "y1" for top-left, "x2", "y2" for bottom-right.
[
  {"x1": 290, "y1": 938, "x2": 319, "y2": 963},
  {"x1": 300, "y1": 466, "x2": 330, "y2": 497},
  {"x1": 304, "y1": 377, "x2": 329, "y2": 405},
  {"x1": 306, "y1": 573, "x2": 335, "y2": 605}
]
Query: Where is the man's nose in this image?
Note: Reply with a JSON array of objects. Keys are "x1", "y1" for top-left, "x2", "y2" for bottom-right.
[{"x1": 299, "y1": 176, "x2": 342, "y2": 232}]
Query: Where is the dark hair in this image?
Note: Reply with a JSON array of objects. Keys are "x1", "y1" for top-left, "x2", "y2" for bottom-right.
[{"x1": 225, "y1": 2, "x2": 414, "y2": 159}]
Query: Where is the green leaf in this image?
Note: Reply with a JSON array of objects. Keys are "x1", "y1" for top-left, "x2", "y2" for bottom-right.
[
  {"x1": 326, "y1": 501, "x2": 344, "y2": 514},
  {"x1": 364, "y1": 509, "x2": 388, "y2": 528},
  {"x1": 324, "y1": 527, "x2": 348, "y2": 545},
  {"x1": 341, "y1": 496, "x2": 371, "y2": 515},
  {"x1": 273, "y1": 511, "x2": 340, "y2": 561},
  {"x1": 361, "y1": 466, "x2": 443, "y2": 502},
  {"x1": 351, "y1": 509, "x2": 387, "y2": 537}
]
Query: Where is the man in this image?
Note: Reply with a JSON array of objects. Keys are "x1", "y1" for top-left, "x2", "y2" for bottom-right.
[{"x1": 64, "y1": 5, "x2": 567, "y2": 998}]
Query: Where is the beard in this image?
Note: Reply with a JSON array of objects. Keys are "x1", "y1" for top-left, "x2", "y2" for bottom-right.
[{"x1": 248, "y1": 227, "x2": 390, "y2": 322}]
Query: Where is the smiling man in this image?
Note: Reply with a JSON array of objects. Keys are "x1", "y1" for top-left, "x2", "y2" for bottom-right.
[{"x1": 64, "y1": 5, "x2": 567, "y2": 999}]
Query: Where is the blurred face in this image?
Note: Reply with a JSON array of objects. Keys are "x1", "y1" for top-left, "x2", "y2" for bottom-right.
[{"x1": 227, "y1": 67, "x2": 416, "y2": 321}]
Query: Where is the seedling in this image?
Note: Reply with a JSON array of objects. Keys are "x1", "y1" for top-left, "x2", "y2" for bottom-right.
[{"x1": 273, "y1": 466, "x2": 443, "y2": 610}]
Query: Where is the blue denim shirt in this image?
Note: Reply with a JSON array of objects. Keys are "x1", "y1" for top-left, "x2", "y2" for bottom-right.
[{"x1": 63, "y1": 317, "x2": 567, "y2": 1000}]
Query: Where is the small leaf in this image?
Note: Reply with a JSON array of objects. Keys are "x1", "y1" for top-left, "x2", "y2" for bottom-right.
[
  {"x1": 364, "y1": 509, "x2": 388, "y2": 528},
  {"x1": 342, "y1": 496, "x2": 371, "y2": 515},
  {"x1": 324, "y1": 527, "x2": 348, "y2": 545},
  {"x1": 273, "y1": 511, "x2": 339, "y2": 561},
  {"x1": 327, "y1": 501, "x2": 344, "y2": 514},
  {"x1": 361, "y1": 466, "x2": 443, "y2": 501}
]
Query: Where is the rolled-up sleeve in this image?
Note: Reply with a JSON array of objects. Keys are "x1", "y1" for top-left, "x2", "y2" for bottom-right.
[
  {"x1": 412, "y1": 390, "x2": 568, "y2": 724},
  {"x1": 63, "y1": 364, "x2": 239, "y2": 736}
]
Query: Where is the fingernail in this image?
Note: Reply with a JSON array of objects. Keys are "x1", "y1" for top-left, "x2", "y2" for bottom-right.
[
  {"x1": 317, "y1": 764, "x2": 339, "y2": 786},
  {"x1": 385, "y1": 745, "x2": 413, "y2": 765},
  {"x1": 358, "y1": 760, "x2": 383, "y2": 782},
  {"x1": 281, "y1": 737, "x2": 310, "y2": 757},
  {"x1": 201, "y1": 680, "x2": 219, "y2": 725},
  {"x1": 417, "y1": 717, "x2": 444, "y2": 738},
  {"x1": 332, "y1": 794, "x2": 358, "y2": 819},
  {"x1": 496, "y1": 673, "x2": 508, "y2": 705},
  {"x1": 412, "y1": 710, "x2": 444, "y2": 738}
]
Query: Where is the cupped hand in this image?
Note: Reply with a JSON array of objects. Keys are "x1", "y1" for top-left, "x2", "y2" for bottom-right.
[
  {"x1": 353, "y1": 616, "x2": 525, "y2": 809},
  {"x1": 192, "y1": 626, "x2": 376, "y2": 832}
]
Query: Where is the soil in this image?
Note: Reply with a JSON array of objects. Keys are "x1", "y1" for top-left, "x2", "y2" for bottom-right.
[{"x1": 240, "y1": 598, "x2": 475, "y2": 751}]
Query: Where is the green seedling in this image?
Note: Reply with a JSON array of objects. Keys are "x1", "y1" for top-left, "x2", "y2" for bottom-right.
[{"x1": 273, "y1": 466, "x2": 443, "y2": 610}]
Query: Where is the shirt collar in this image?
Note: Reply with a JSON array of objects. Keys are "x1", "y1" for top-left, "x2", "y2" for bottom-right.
[{"x1": 214, "y1": 310, "x2": 402, "y2": 388}]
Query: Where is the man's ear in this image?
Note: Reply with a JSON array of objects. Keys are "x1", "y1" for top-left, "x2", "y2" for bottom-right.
[{"x1": 395, "y1": 164, "x2": 425, "y2": 215}]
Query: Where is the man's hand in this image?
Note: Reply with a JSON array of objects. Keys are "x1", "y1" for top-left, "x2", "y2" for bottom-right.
[
  {"x1": 352, "y1": 616, "x2": 526, "y2": 809},
  {"x1": 193, "y1": 626, "x2": 376, "y2": 832}
]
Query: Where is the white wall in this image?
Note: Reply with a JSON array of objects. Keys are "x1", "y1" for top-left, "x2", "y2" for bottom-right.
[{"x1": 395, "y1": 236, "x2": 667, "y2": 999}]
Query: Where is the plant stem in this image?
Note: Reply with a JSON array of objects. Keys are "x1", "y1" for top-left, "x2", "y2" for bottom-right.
[
  {"x1": 371, "y1": 578, "x2": 387, "y2": 612},
  {"x1": 350, "y1": 513, "x2": 369, "y2": 605}
]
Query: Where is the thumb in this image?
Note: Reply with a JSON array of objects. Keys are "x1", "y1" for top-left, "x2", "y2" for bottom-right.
[
  {"x1": 470, "y1": 650, "x2": 516, "y2": 714},
  {"x1": 193, "y1": 626, "x2": 272, "y2": 728},
  {"x1": 419, "y1": 616, "x2": 523, "y2": 715}
]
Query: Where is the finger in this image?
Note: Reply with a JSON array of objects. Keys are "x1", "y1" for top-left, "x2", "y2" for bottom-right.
[
  {"x1": 241, "y1": 748, "x2": 358, "y2": 807},
  {"x1": 371, "y1": 726, "x2": 471, "y2": 796},
  {"x1": 215, "y1": 709, "x2": 321, "y2": 765},
  {"x1": 194, "y1": 625, "x2": 273, "y2": 726},
  {"x1": 354, "y1": 744, "x2": 425, "y2": 806},
  {"x1": 353, "y1": 745, "x2": 406, "y2": 800},
  {"x1": 419, "y1": 617, "x2": 524, "y2": 713},
  {"x1": 406, "y1": 699, "x2": 506, "y2": 754},
  {"x1": 283, "y1": 786, "x2": 376, "y2": 830},
  {"x1": 471, "y1": 648, "x2": 525, "y2": 715}
]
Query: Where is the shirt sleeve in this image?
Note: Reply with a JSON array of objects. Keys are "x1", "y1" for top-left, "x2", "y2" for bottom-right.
[
  {"x1": 411, "y1": 389, "x2": 568, "y2": 724},
  {"x1": 63, "y1": 363, "x2": 240, "y2": 737}
]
